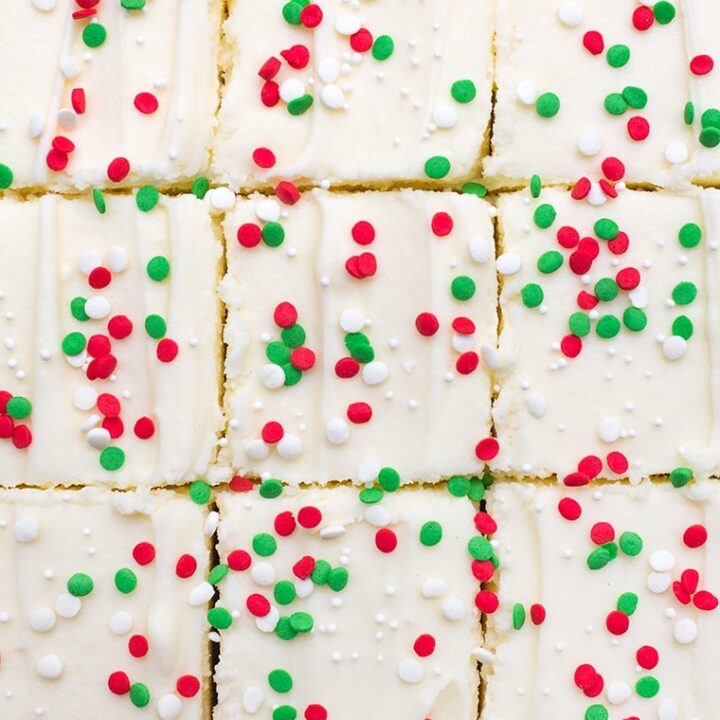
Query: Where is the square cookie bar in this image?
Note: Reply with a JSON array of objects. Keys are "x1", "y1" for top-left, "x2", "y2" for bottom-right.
[
  {"x1": 0, "y1": 487, "x2": 210, "y2": 719},
  {"x1": 0, "y1": 0, "x2": 220, "y2": 191},
  {"x1": 214, "y1": 485, "x2": 483, "y2": 720},
  {"x1": 213, "y1": 0, "x2": 493, "y2": 188},
  {"x1": 220, "y1": 189, "x2": 496, "y2": 485},
  {"x1": 483, "y1": 481, "x2": 720, "y2": 720},
  {"x1": 492, "y1": 187, "x2": 718, "y2": 482},
  {"x1": 0, "y1": 193, "x2": 222, "y2": 488},
  {"x1": 487, "y1": 0, "x2": 720, "y2": 187}
]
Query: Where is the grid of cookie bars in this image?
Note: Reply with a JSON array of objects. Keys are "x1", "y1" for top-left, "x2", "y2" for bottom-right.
[{"x1": 1, "y1": 2, "x2": 719, "y2": 720}]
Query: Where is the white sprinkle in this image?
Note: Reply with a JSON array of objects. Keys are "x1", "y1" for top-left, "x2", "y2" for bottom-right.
[
  {"x1": 110, "y1": 611, "x2": 132, "y2": 635},
  {"x1": 673, "y1": 618, "x2": 697, "y2": 644},
  {"x1": 320, "y1": 525, "x2": 346, "y2": 540},
  {"x1": 256, "y1": 606, "x2": 280, "y2": 633},
  {"x1": 318, "y1": 58, "x2": 340, "y2": 83},
  {"x1": 516, "y1": 80, "x2": 538, "y2": 105},
  {"x1": 441, "y1": 596, "x2": 466, "y2": 621},
  {"x1": 207, "y1": 187, "x2": 235, "y2": 212},
  {"x1": 432, "y1": 105, "x2": 458, "y2": 129},
  {"x1": 55, "y1": 594, "x2": 81, "y2": 618},
  {"x1": 73, "y1": 386, "x2": 97, "y2": 411},
  {"x1": 36, "y1": 654, "x2": 63, "y2": 680},
  {"x1": 188, "y1": 582, "x2": 214, "y2": 606},
  {"x1": 398, "y1": 657, "x2": 423, "y2": 683},
  {"x1": 259, "y1": 363, "x2": 285, "y2": 390},
  {"x1": 658, "y1": 699, "x2": 679, "y2": 720},
  {"x1": 469, "y1": 235, "x2": 492, "y2": 263},
  {"x1": 526, "y1": 393, "x2": 547, "y2": 418},
  {"x1": 665, "y1": 140, "x2": 688, "y2": 165},
  {"x1": 578, "y1": 131, "x2": 602, "y2": 156},
  {"x1": 598, "y1": 417, "x2": 621, "y2": 443},
  {"x1": 321, "y1": 84, "x2": 345, "y2": 110},
  {"x1": 250, "y1": 561, "x2": 276, "y2": 587},
  {"x1": 87, "y1": 427, "x2": 111, "y2": 450},
  {"x1": 335, "y1": 14, "x2": 361, "y2": 35},
  {"x1": 14, "y1": 518, "x2": 39, "y2": 543},
  {"x1": 362, "y1": 361, "x2": 388, "y2": 385},
  {"x1": 340, "y1": 308, "x2": 366, "y2": 333},
  {"x1": 84, "y1": 296, "x2": 111, "y2": 320},
  {"x1": 255, "y1": 199, "x2": 281, "y2": 223},
  {"x1": 628, "y1": 286, "x2": 648, "y2": 309},
  {"x1": 32, "y1": 0, "x2": 57, "y2": 10},
  {"x1": 647, "y1": 571, "x2": 671, "y2": 593},
  {"x1": 365, "y1": 505, "x2": 392, "y2": 527},
  {"x1": 30, "y1": 608, "x2": 56, "y2": 632},
  {"x1": 496, "y1": 253, "x2": 522, "y2": 275},
  {"x1": 650, "y1": 550, "x2": 676, "y2": 572},
  {"x1": 326, "y1": 417, "x2": 350, "y2": 445},
  {"x1": 78, "y1": 249, "x2": 102, "y2": 275},
  {"x1": 357, "y1": 456, "x2": 381, "y2": 484},
  {"x1": 244, "y1": 439, "x2": 269, "y2": 462},
  {"x1": 277, "y1": 433, "x2": 302, "y2": 459},
  {"x1": 28, "y1": 114, "x2": 46, "y2": 139},
  {"x1": 606, "y1": 681, "x2": 630, "y2": 705},
  {"x1": 663, "y1": 335, "x2": 687, "y2": 360},
  {"x1": 558, "y1": 2, "x2": 583, "y2": 26},
  {"x1": 242, "y1": 687, "x2": 265, "y2": 714},
  {"x1": 280, "y1": 79, "x2": 305, "y2": 103},
  {"x1": 60, "y1": 56, "x2": 81, "y2": 79},
  {"x1": 107, "y1": 246, "x2": 128, "y2": 273},
  {"x1": 422, "y1": 578, "x2": 447, "y2": 598}
]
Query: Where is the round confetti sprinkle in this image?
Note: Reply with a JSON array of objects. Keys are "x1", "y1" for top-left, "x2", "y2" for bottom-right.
[
  {"x1": 189, "y1": 480, "x2": 212, "y2": 505},
  {"x1": 207, "y1": 607, "x2": 233, "y2": 630},
  {"x1": 521, "y1": 283, "x2": 544, "y2": 308},
  {"x1": 537, "y1": 251, "x2": 563, "y2": 274},
  {"x1": 129, "y1": 683, "x2": 150, "y2": 708},
  {"x1": 82, "y1": 23, "x2": 107, "y2": 48},
  {"x1": 115, "y1": 568, "x2": 138, "y2": 594},
  {"x1": 0, "y1": 164, "x2": 13, "y2": 189},
  {"x1": 424, "y1": 156, "x2": 451, "y2": 179},
  {"x1": 100, "y1": 447, "x2": 125, "y2": 471},
  {"x1": 419, "y1": 521, "x2": 443, "y2": 547},
  {"x1": 536, "y1": 92, "x2": 560, "y2": 118},
  {"x1": 147, "y1": 256, "x2": 170, "y2": 281},
  {"x1": 451, "y1": 276, "x2": 476, "y2": 300},
  {"x1": 451, "y1": 79, "x2": 477, "y2": 104},
  {"x1": 607, "y1": 45, "x2": 630, "y2": 68},
  {"x1": 269, "y1": 669, "x2": 293, "y2": 693},
  {"x1": 534, "y1": 204, "x2": 557, "y2": 229},
  {"x1": 67, "y1": 573, "x2": 94, "y2": 597},
  {"x1": 372, "y1": 35, "x2": 394, "y2": 61},
  {"x1": 136, "y1": 185, "x2": 159, "y2": 212},
  {"x1": 679, "y1": 223, "x2": 702, "y2": 248}
]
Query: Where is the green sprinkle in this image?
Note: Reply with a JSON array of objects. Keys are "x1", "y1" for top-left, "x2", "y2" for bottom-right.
[
  {"x1": 451, "y1": 275, "x2": 476, "y2": 300},
  {"x1": 208, "y1": 564, "x2": 229, "y2": 585},
  {"x1": 461, "y1": 182, "x2": 487, "y2": 197},
  {"x1": 672, "y1": 315, "x2": 694, "y2": 340},
  {"x1": 114, "y1": 568, "x2": 138, "y2": 594},
  {"x1": 585, "y1": 706, "x2": 608, "y2": 720},
  {"x1": 62, "y1": 332, "x2": 86, "y2": 356},
  {"x1": 145, "y1": 314, "x2": 167, "y2": 339},
  {"x1": 521, "y1": 283, "x2": 544, "y2": 308},
  {"x1": 100, "y1": 446, "x2": 125, "y2": 471},
  {"x1": 268, "y1": 669, "x2": 293, "y2": 693},
  {"x1": 536, "y1": 92, "x2": 560, "y2": 118},
  {"x1": 420, "y1": 521, "x2": 443, "y2": 547},
  {"x1": 468, "y1": 536, "x2": 494, "y2": 561},
  {"x1": 378, "y1": 467, "x2": 400, "y2": 492},
  {"x1": 587, "y1": 547, "x2": 612, "y2": 570},
  {"x1": 262, "y1": 222, "x2": 285, "y2": 247},
  {"x1": 699, "y1": 127, "x2": 720, "y2": 148},
  {"x1": 129, "y1": 683, "x2": 150, "y2": 708},
  {"x1": 622, "y1": 86, "x2": 648, "y2": 110},
  {"x1": 281, "y1": 323, "x2": 306, "y2": 348},
  {"x1": 259, "y1": 479, "x2": 283, "y2": 499},
  {"x1": 274, "y1": 580, "x2": 296, "y2": 605},
  {"x1": 701, "y1": 108, "x2": 720, "y2": 130},
  {"x1": 372, "y1": 35, "x2": 394, "y2": 61},
  {"x1": 684, "y1": 101, "x2": 696, "y2": 125},
  {"x1": 537, "y1": 250, "x2": 563, "y2": 274},
  {"x1": 92, "y1": 188, "x2": 106, "y2": 213},
  {"x1": 267, "y1": 341, "x2": 291, "y2": 365},
  {"x1": 619, "y1": 531, "x2": 643, "y2": 556},
  {"x1": 207, "y1": 607, "x2": 233, "y2": 630},
  {"x1": 327, "y1": 567, "x2": 349, "y2": 592},
  {"x1": 136, "y1": 185, "x2": 159, "y2": 212},
  {"x1": 289, "y1": 611, "x2": 313, "y2": 633},
  {"x1": 448, "y1": 475, "x2": 471, "y2": 497},
  {"x1": 0, "y1": 163, "x2": 13, "y2": 189},
  {"x1": 359, "y1": 487, "x2": 384, "y2": 505},
  {"x1": 67, "y1": 572, "x2": 94, "y2": 597},
  {"x1": 189, "y1": 480, "x2": 212, "y2": 505},
  {"x1": 121, "y1": 0, "x2": 146, "y2": 8},
  {"x1": 310, "y1": 560, "x2": 330, "y2": 585},
  {"x1": 6, "y1": 396, "x2": 32, "y2": 419},
  {"x1": 529, "y1": 174, "x2": 542, "y2": 198},
  {"x1": 424, "y1": 155, "x2": 451, "y2": 179},
  {"x1": 623, "y1": 307, "x2": 647, "y2": 332},
  {"x1": 569, "y1": 312, "x2": 591, "y2": 337},
  {"x1": 594, "y1": 218, "x2": 619, "y2": 240},
  {"x1": 534, "y1": 203, "x2": 557, "y2": 229},
  {"x1": 617, "y1": 591, "x2": 638, "y2": 615},
  {"x1": 670, "y1": 466, "x2": 693, "y2": 488},
  {"x1": 83, "y1": 23, "x2": 107, "y2": 48},
  {"x1": 451, "y1": 79, "x2": 476, "y2": 104},
  {"x1": 273, "y1": 706, "x2": 297, "y2": 720},
  {"x1": 282, "y1": 1, "x2": 302, "y2": 24},
  {"x1": 287, "y1": 94, "x2": 314, "y2": 116},
  {"x1": 147, "y1": 256, "x2": 170, "y2": 281},
  {"x1": 654, "y1": 1, "x2": 676, "y2": 23},
  {"x1": 604, "y1": 93, "x2": 628, "y2": 116},
  {"x1": 191, "y1": 177, "x2": 210, "y2": 199},
  {"x1": 468, "y1": 477, "x2": 486, "y2": 502},
  {"x1": 512, "y1": 603, "x2": 526, "y2": 630},
  {"x1": 596, "y1": 272, "x2": 625, "y2": 308},
  {"x1": 70, "y1": 296, "x2": 89, "y2": 321},
  {"x1": 283, "y1": 364, "x2": 302, "y2": 387},
  {"x1": 275, "y1": 617, "x2": 297, "y2": 641},
  {"x1": 607, "y1": 44, "x2": 630, "y2": 68},
  {"x1": 253, "y1": 533, "x2": 277, "y2": 557},
  {"x1": 636, "y1": 675, "x2": 660, "y2": 698},
  {"x1": 678, "y1": 222, "x2": 702, "y2": 248},
  {"x1": 596, "y1": 315, "x2": 621, "y2": 339},
  {"x1": 672, "y1": 281, "x2": 697, "y2": 305}
]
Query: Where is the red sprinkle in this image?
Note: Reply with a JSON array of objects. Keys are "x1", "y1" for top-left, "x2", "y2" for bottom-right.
[
  {"x1": 583, "y1": 30, "x2": 604, "y2": 55},
  {"x1": 237, "y1": 223, "x2": 262, "y2": 248},
  {"x1": 108, "y1": 315, "x2": 133, "y2": 340},
  {"x1": 134, "y1": 92, "x2": 159, "y2": 114},
  {"x1": 560, "y1": 334, "x2": 583, "y2": 358},
  {"x1": 88, "y1": 266, "x2": 112, "y2": 289},
  {"x1": 474, "y1": 511, "x2": 497, "y2": 535},
  {"x1": 375, "y1": 528, "x2": 398, "y2": 553},
  {"x1": 347, "y1": 402, "x2": 372, "y2": 424},
  {"x1": 229, "y1": 476, "x2": 254, "y2": 493},
  {"x1": 413, "y1": 634, "x2": 436, "y2": 657},
  {"x1": 156, "y1": 338, "x2": 179, "y2": 363},
  {"x1": 108, "y1": 671, "x2": 131, "y2": 695},
  {"x1": 227, "y1": 549, "x2": 252, "y2": 571},
  {"x1": 602, "y1": 156, "x2": 625, "y2": 181},
  {"x1": 261, "y1": 81, "x2": 280, "y2": 107},
  {"x1": 335, "y1": 357, "x2": 360, "y2": 379},
  {"x1": 683, "y1": 524, "x2": 708, "y2": 548},
  {"x1": 134, "y1": 416, "x2": 155, "y2": 440},
  {"x1": 431, "y1": 212, "x2": 454, "y2": 236},
  {"x1": 258, "y1": 57, "x2": 281, "y2": 81},
  {"x1": 291, "y1": 347, "x2": 316, "y2": 371},
  {"x1": 616, "y1": 267, "x2": 640, "y2": 290},
  {"x1": 253, "y1": 147, "x2": 276, "y2": 169},
  {"x1": 176, "y1": 553, "x2": 198, "y2": 578},
  {"x1": 456, "y1": 351, "x2": 479, "y2": 375},
  {"x1": 71, "y1": 88, "x2": 86, "y2": 114},
  {"x1": 293, "y1": 556, "x2": 315, "y2": 580},
  {"x1": 305, "y1": 705, "x2": 328, "y2": 720},
  {"x1": 475, "y1": 437, "x2": 499, "y2": 461},
  {"x1": 557, "y1": 226, "x2": 580, "y2": 249},
  {"x1": 107, "y1": 157, "x2": 130, "y2": 183},
  {"x1": 606, "y1": 610, "x2": 629, "y2": 635},
  {"x1": 298, "y1": 505, "x2": 322, "y2": 529},
  {"x1": 128, "y1": 634, "x2": 149, "y2": 658},
  {"x1": 474, "y1": 590, "x2": 499, "y2": 613},
  {"x1": 632, "y1": 6, "x2": 654, "y2": 31},
  {"x1": 558, "y1": 497, "x2": 582, "y2": 521},
  {"x1": 530, "y1": 603, "x2": 546, "y2": 625},
  {"x1": 606, "y1": 451, "x2": 629, "y2": 474},
  {"x1": 627, "y1": 116, "x2": 650, "y2": 141},
  {"x1": 261, "y1": 421, "x2": 284, "y2": 444},
  {"x1": 636, "y1": 645, "x2": 659, "y2": 670},
  {"x1": 300, "y1": 4, "x2": 323, "y2": 28},
  {"x1": 694, "y1": 590, "x2": 718, "y2": 611},
  {"x1": 577, "y1": 291, "x2": 599, "y2": 310},
  {"x1": 452, "y1": 317, "x2": 476, "y2": 335},
  {"x1": 571, "y1": 177, "x2": 591, "y2": 200},
  {"x1": 176, "y1": 675, "x2": 201, "y2": 698},
  {"x1": 275, "y1": 181, "x2": 301, "y2": 205},
  {"x1": 569, "y1": 250, "x2": 593, "y2": 275},
  {"x1": 274, "y1": 510, "x2": 296, "y2": 536},
  {"x1": 97, "y1": 393, "x2": 121, "y2": 417},
  {"x1": 11, "y1": 425, "x2": 31, "y2": 449},
  {"x1": 280, "y1": 44, "x2": 310, "y2": 70},
  {"x1": 590, "y1": 521, "x2": 615, "y2": 545},
  {"x1": 690, "y1": 54, "x2": 714, "y2": 76},
  {"x1": 132, "y1": 542, "x2": 156, "y2": 566},
  {"x1": 471, "y1": 559, "x2": 495, "y2": 582},
  {"x1": 247, "y1": 593, "x2": 271, "y2": 617},
  {"x1": 608, "y1": 231, "x2": 630, "y2": 255},
  {"x1": 274, "y1": 301, "x2": 298, "y2": 328},
  {"x1": 599, "y1": 179, "x2": 618, "y2": 199},
  {"x1": 350, "y1": 28, "x2": 373, "y2": 53},
  {"x1": 415, "y1": 312, "x2": 439, "y2": 337},
  {"x1": 578, "y1": 455, "x2": 603, "y2": 479},
  {"x1": 563, "y1": 471, "x2": 590, "y2": 487},
  {"x1": 351, "y1": 220, "x2": 375, "y2": 245}
]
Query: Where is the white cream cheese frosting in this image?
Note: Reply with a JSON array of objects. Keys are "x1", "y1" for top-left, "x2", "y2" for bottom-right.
[
  {"x1": 213, "y1": 0, "x2": 493, "y2": 188},
  {"x1": 0, "y1": 0, "x2": 221, "y2": 191},
  {"x1": 0, "y1": 487, "x2": 210, "y2": 719},
  {"x1": 492, "y1": 186, "x2": 720, "y2": 482},
  {"x1": 487, "y1": 0, "x2": 720, "y2": 188},
  {"x1": 484, "y1": 480, "x2": 720, "y2": 720},
  {"x1": 219, "y1": 188, "x2": 496, "y2": 485},
  {"x1": 214, "y1": 485, "x2": 482, "y2": 720},
  {"x1": 0, "y1": 193, "x2": 223, "y2": 488}
]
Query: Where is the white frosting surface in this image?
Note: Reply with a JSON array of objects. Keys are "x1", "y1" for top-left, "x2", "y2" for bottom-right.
[
  {"x1": 220, "y1": 188, "x2": 496, "y2": 485},
  {"x1": 215, "y1": 485, "x2": 481, "y2": 720},
  {"x1": 0, "y1": 0, "x2": 221, "y2": 190},
  {"x1": 493, "y1": 186, "x2": 720, "y2": 481},
  {"x1": 487, "y1": 0, "x2": 720, "y2": 187},
  {"x1": 0, "y1": 193, "x2": 222, "y2": 487},
  {"x1": 0, "y1": 487, "x2": 209, "y2": 718},
  {"x1": 213, "y1": 0, "x2": 493, "y2": 188},
  {"x1": 485, "y1": 480, "x2": 720, "y2": 720}
]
